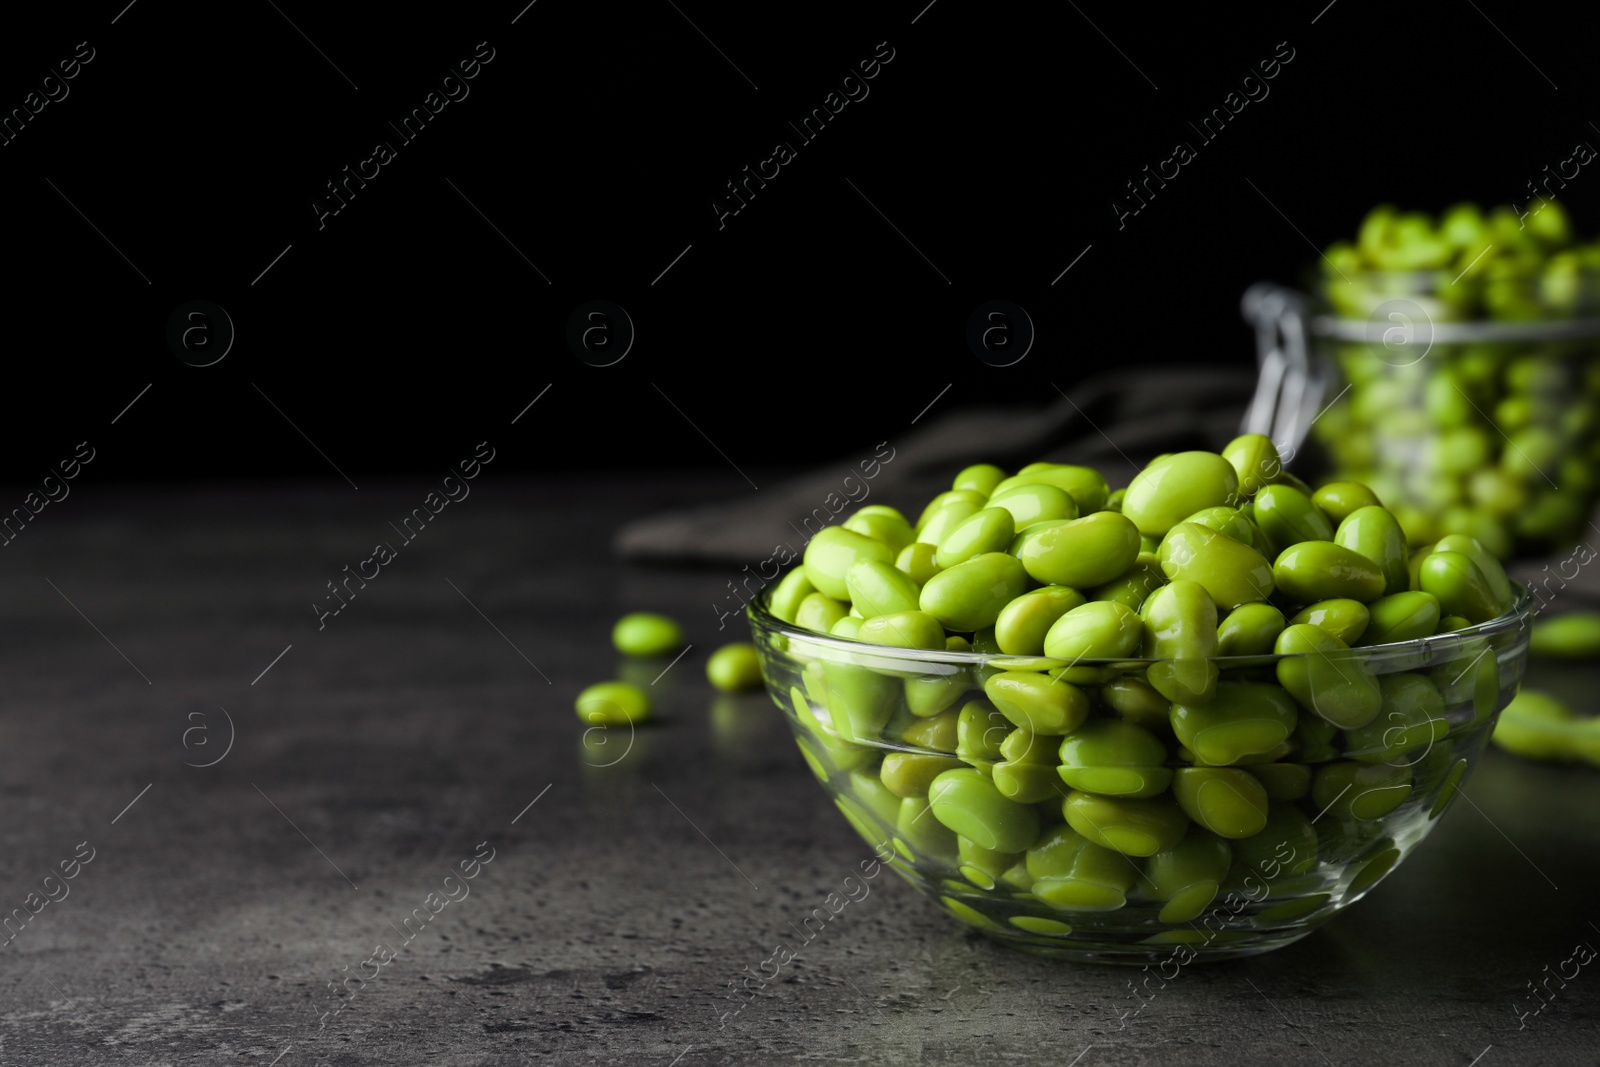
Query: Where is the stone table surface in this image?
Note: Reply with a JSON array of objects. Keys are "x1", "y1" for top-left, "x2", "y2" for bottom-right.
[{"x1": 1, "y1": 472, "x2": 1597, "y2": 1066}]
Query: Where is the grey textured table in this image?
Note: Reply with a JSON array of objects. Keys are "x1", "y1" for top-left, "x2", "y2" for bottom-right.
[{"x1": 2, "y1": 473, "x2": 1597, "y2": 1066}]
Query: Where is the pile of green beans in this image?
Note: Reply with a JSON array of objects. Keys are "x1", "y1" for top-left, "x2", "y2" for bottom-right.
[
  {"x1": 1312, "y1": 201, "x2": 1600, "y2": 557},
  {"x1": 756, "y1": 438, "x2": 1531, "y2": 947}
]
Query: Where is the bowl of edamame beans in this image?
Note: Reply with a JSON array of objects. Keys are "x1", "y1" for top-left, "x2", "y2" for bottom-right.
[
  {"x1": 748, "y1": 440, "x2": 1534, "y2": 962},
  {"x1": 1250, "y1": 200, "x2": 1600, "y2": 559}
]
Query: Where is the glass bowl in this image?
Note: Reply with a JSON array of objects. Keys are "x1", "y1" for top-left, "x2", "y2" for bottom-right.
[{"x1": 748, "y1": 586, "x2": 1534, "y2": 963}]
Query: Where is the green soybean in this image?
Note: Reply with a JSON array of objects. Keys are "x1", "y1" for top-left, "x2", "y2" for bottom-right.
[
  {"x1": 1158, "y1": 522, "x2": 1275, "y2": 609},
  {"x1": 1311, "y1": 761, "x2": 1413, "y2": 821},
  {"x1": 936, "y1": 506, "x2": 1016, "y2": 569},
  {"x1": 1433, "y1": 534, "x2": 1514, "y2": 614},
  {"x1": 984, "y1": 671, "x2": 1091, "y2": 735},
  {"x1": 612, "y1": 612, "x2": 685, "y2": 657},
  {"x1": 901, "y1": 705, "x2": 962, "y2": 750},
  {"x1": 1275, "y1": 623, "x2": 1382, "y2": 729},
  {"x1": 1288, "y1": 599, "x2": 1370, "y2": 645},
  {"x1": 1173, "y1": 767, "x2": 1269, "y2": 839},
  {"x1": 1334, "y1": 506, "x2": 1410, "y2": 596},
  {"x1": 920, "y1": 552, "x2": 1029, "y2": 631},
  {"x1": 1180, "y1": 506, "x2": 1259, "y2": 546},
  {"x1": 1141, "y1": 828, "x2": 1232, "y2": 922},
  {"x1": 928, "y1": 768, "x2": 1042, "y2": 853},
  {"x1": 1042, "y1": 601, "x2": 1144, "y2": 661},
  {"x1": 995, "y1": 586, "x2": 1087, "y2": 656},
  {"x1": 1343, "y1": 674, "x2": 1447, "y2": 763},
  {"x1": 1216, "y1": 603, "x2": 1287, "y2": 657},
  {"x1": 1141, "y1": 580, "x2": 1220, "y2": 705},
  {"x1": 857, "y1": 610, "x2": 947, "y2": 651},
  {"x1": 1100, "y1": 677, "x2": 1173, "y2": 733},
  {"x1": 1011, "y1": 511, "x2": 1142, "y2": 588},
  {"x1": 1086, "y1": 553, "x2": 1166, "y2": 612},
  {"x1": 1530, "y1": 611, "x2": 1600, "y2": 659},
  {"x1": 1313, "y1": 482, "x2": 1383, "y2": 524},
  {"x1": 915, "y1": 489, "x2": 988, "y2": 533},
  {"x1": 1221, "y1": 434, "x2": 1283, "y2": 500},
  {"x1": 843, "y1": 506, "x2": 915, "y2": 554},
  {"x1": 575, "y1": 681, "x2": 652, "y2": 726},
  {"x1": 769, "y1": 569, "x2": 816, "y2": 623},
  {"x1": 1492, "y1": 688, "x2": 1600, "y2": 765},
  {"x1": 953, "y1": 463, "x2": 1008, "y2": 497},
  {"x1": 1357, "y1": 591, "x2": 1442, "y2": 646},
  {"x1": 1247, "y1": 763, "x2": 1312, "y2": 801},
  {"x1": 1254, "y1": 484, "x2": 1335, "y2": 550},
  {"x1": 1061, "y1": 791, "x2": 1189, "y2": 857},
  {"x1": 881, "y1": 751, "x2": 966, "y2": 797},
  {"x1": 895, "y1": 542, "x2": 941, "y2": 586},
  {"x1": 795, "y1": 592, "x2": 850, "y2": 633},
  {"x1": 917, "y1": 497, "x2": 987, "y2": 548},
  {"x1": 1273, "y1": 541, "x2": 1387, "y2": 604},
  {"x1": 1122, "y1": 452, "x2": 1241, "y2": 537},
  {"x1": 1056, "y1": 719, "x2": 1171, "y2": 798},
  {"x1": 956, "y1": 698, "x2": 1011, "y2": 768},
  {"x1": 846, "y1": 560, "x2": 923, "y2": 619},
  {"x1": 1029, "y1": 835, "x2": 1137, "y2": 910},
  {"x1": 707, "y1": 643, "x2": 763, "y2": 692},
  {"x1": 1229, "y1": 805, "x2": 1317, "y2": 882},
  {"x1": 958, "y1": 836, "x2": 1019, "y2": 889},
  {"x1": 1418, "y1": 550, "x2": 1501, "y2": 623},
  {"x1": 1170, "y1": 681, "x2": 1299, "y2": 766},
  {"x1": 989, "y1": 483, "x2": 1079, "y2": 528},
  {"x1": 992, "y1": 465, "x2": 1111, "y2": 513},
  {"x1": 804, "y1": 527, "x2": 895, "y2": 600}
]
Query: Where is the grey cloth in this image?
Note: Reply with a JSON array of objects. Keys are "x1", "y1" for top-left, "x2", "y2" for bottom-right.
[{"x1": 614, "y1": 367, "x2": 1258, "y2": 564}]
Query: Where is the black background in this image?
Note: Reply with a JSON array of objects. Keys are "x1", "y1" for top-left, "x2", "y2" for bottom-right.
[{"x1": 3, "y1": 0, "x2": 1591, "y2": 486}]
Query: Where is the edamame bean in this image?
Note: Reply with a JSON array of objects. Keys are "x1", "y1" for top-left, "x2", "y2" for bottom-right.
[
  {"x1": 1287, "y1": 599, "x2": 1370, "y2": 646},
  {"x1": 1180, "y1": 506, "x2": 1259, "y2": 546},
  {"x1": 1357, "y1": 591, "x2": 1441, "y2": 646},
  {"x1": 1334, "y1": 506, "x2": 1410, "y2": 596},
  {"x1": 928, "y1": 768, "x2": 1042, "y2": 853},
  {"x1": 897, "y1": 796, "x2": 959, "y2": 861},
  {"x1": 901, "y1": 705, "x2": 962, "y2": 751},
  {"x1": 1342, "y1": 674, "x2": 1447, "y2": 763},
  {"x1": 795, "y1": 592, "x2": 849, "y2": 634},
  {"x1": 1061, "y1": 791, "x2": 1189, "y2": 857},
  {"x1": 1122, "y1": 452, "x2": 1241, "y2": 537},
  {"x1": 992, "y1": 465, "x2": 1111, "y2": 513},
  {"x1": 936, "y1": 507, "x2": 1016, "y2": 569},
  {"x1": 920, "y1": 552, "x2": 1029, "y2": 631},
  {"x1": 1312, "y1": 482, "x2": 1382, "y2": 524},
  {"x1": 1027, "y1": 824, "x2": 1137, "y2": 911},
  {"x1": 843, "y1": 506, "x2": 915, "y2": 553},
  {"x1": 989, "y1": 483, "x2": 1079, "y2": 528},
  {"x1": 769, "y1": 569, "x2": 816, "y2": 623},
  {"x1": 822, "y1": 656, "x2": 901, "y2": 741},
  {"x1": 575, "y1": 681, "x2": 651, "y2": 726},
  {"x1": 1432, "y1": 534, "x2": 1514, "y2": 613},
  {"x1": 1216, "y1": 603, "x2": 1287, "y2": 657},
  {"x1": 1221, "y1": 434, "x2": 1283, "y2": 500},
  {"x1": 1228, "y1": 805, "x2": 1317, "y2": 882},
  {"x1": 1100, "y1": 677, "x2": 1173, "y2": 733},
  {"x1": 1172, "y1": 767, "x2": 1269, "y2": 839},
  {"x1": 1086, "y1": 553, "x2": 1166, "y2": 612},
  {"x1": 953, "y1": 463, "x2": 1008, "y2": 496},
  {"x1": 1157, "y1": 522, "x2": 1275, "y2": 609},
  {"x1": 917, "y1": 497, "x2": 987, "y2": 547},
  {"x1": 1530, "y1": 611, "x2": 1600, "y2": 659},
  {"x1": 1310, "y1": 761, "x2": 1413, "y2": 820},
  {"x1": 804, "y1": 527, "x2": 895, "y2": 600},
  {"x1": 1042, "y1": 601, "x2": 1144, "y2": 661},
  {"x1": 958, "y1": 836, "x2": 1018, "y2": 889},
  {"x1": 1418, "y1": 550, "x2": 1501, "y2": 623},
  {"x1": 1141, "y1": 580, "x2": 1219, "y2": 705},
  {"x1": 956, "y1": 698, "x2": 1011, "y2": 768},
  {"x1": 881, "y1": 751, "x2": 966, "y2": 797},
  {"x1": 984, "y1": 671, "x2": 1091, "y2": 734},
  {"x1": 1273, "y1": 541, "x2": 1387, "y2": 604},
  {"x1": 1254, "y1": 484, "x2": 1335, "y2": 550},
  {"x1": 612, "y1": 612, "x2": 685, "y2": 657},
  {"x1": 895, "y1": 542, "x2": 942, "y2": 586},
  {"x1": 994, "y1": 587, "x2": 1087, "y2": 656},
  {"x1": 707, "y1": 643, "x2": 763, "y2": 691},
  {"x1": 1011, "y1": 512, "x2": 1142, "y2": 588},
  {"x1": 1274, "y1": 624, "x2": 1382, "y2": 729},
  {"x1": 1056, "y1": 719, "x2": 1171, "y2": 798},
  {"x1": 857, "y1": 610, "x2": 947, "y2": 651},
  {"x1": 916, "y1": 490, "x2": 988, "y2": 533},
  {"x1": 1492, "y1": 689, "x2": 1600, "y2": 765},
  {"x1": 1140, "y1": 828, "x2": 1232, "y2": 922},
  {"x1": 846, "y1": 560, "x2": 923, "y2": 619},
  {"x1": 1170, "y1": 681, "x2": 1298, "y2": 766}
]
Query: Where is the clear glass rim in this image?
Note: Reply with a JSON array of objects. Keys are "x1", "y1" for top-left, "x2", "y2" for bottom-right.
[{"x1": 745, "y1": 582, "x2": 1536, "y2": 670}]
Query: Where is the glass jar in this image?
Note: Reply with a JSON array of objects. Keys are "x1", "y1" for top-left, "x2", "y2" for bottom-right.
[{"x1": 1243, "y1": 271, "x2": 1600, "y2": 558}]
